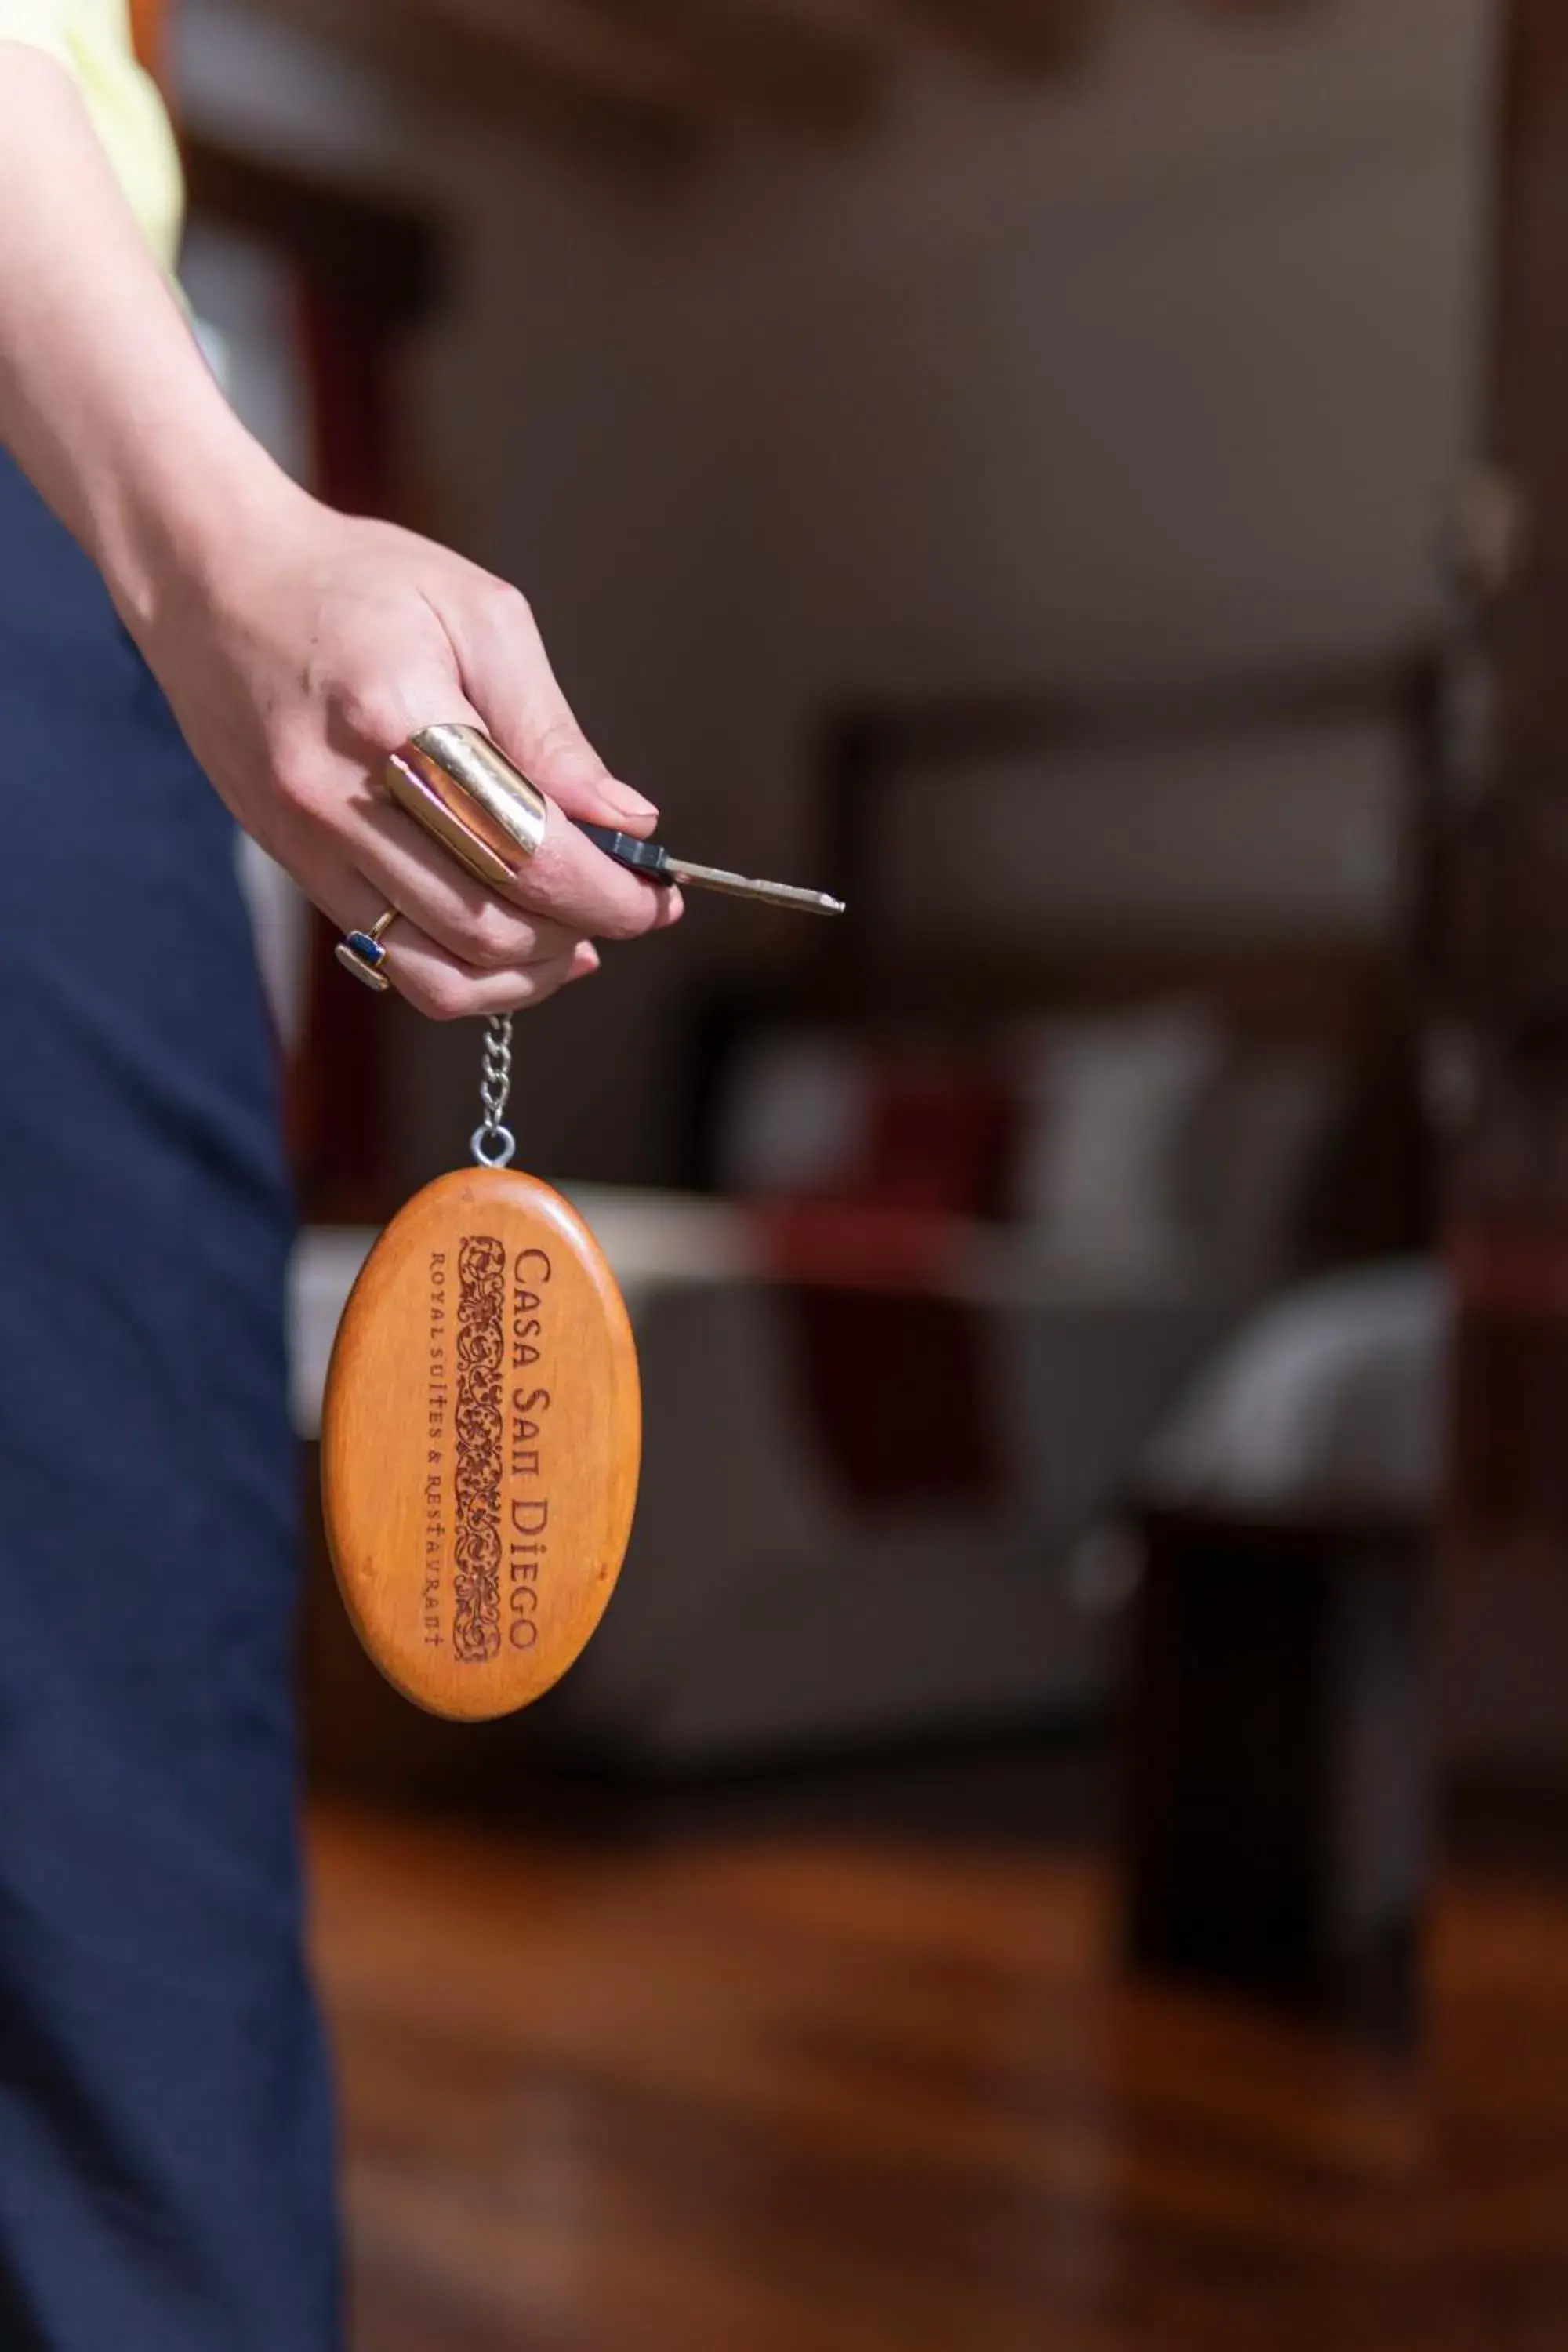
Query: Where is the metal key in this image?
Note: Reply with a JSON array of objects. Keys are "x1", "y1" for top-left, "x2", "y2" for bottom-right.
[{"x1": 574, "y1": 822, "x2": 845, "y2": 916}]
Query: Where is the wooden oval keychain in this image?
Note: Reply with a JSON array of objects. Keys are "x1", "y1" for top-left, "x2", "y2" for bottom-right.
[{"x1": 321, "y1": 1009, "x2": 640, "y2": 1720}]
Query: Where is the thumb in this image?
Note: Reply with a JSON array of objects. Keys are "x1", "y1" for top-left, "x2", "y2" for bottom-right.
[{"x1": 454, "y1": 576, "x2": 659, "y2": 837}]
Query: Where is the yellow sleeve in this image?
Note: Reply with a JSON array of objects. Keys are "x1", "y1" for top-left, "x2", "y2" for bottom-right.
[
  {"x1": 0, "y1": 2, "x2": 183, "y2": 272},
  {"x1": 0, "y1": 2, "x2": 72, "y2": 65}
]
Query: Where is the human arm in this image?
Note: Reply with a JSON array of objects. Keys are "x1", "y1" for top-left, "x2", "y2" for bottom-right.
[{"x1": 0, "y1": 39, "x2": 679, "y2": 1016}]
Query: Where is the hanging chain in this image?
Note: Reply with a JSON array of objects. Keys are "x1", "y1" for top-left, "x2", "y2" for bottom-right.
[{"x1": 470, "y1": 1013, "x2": 517, "y2": 1168}]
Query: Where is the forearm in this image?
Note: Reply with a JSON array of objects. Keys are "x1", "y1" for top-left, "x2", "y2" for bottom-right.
[{"x1": 0, "y1": 43, "x2": 299, "y2": 637}]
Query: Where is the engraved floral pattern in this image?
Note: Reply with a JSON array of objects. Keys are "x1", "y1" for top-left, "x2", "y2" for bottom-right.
[{"x1": 452, "y1": 1235, "x2": 506, "y2": 1663}]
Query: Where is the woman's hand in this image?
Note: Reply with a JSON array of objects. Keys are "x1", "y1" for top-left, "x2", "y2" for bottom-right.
[
  {"x1": 0, "y1": 46, "x2": 679, "y2": 1020},
  {"x1": 134, "y1": 488, "x2": 682, "y2": 1019}
]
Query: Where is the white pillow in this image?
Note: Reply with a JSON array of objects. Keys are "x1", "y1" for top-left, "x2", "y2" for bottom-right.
[
  {"x1": 1012, "y1": 1004, "x2": 1223, "y2": 1269},
  {"x1": 717, "y1": 1029, "x2": 873, "y2": 1199}
]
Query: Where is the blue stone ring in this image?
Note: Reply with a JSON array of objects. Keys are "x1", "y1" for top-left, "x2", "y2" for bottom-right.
[{"x1": 334, "y1": 906, "x2": 398, "y2": 993}]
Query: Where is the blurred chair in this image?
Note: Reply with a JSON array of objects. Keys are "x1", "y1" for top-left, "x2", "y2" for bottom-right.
[{"x1": 1122, "y1": 1264, "x2": 1443, "y2": 2042}]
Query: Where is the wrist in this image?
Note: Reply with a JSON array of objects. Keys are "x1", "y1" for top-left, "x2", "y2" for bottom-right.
[{"x1": 92, "y1": 405, "x2": 314, "y2": 651}]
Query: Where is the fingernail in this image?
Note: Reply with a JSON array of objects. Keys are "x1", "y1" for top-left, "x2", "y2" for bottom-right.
[{"x1": 601, "y1": 779, "x2": 658, "y2": 822}]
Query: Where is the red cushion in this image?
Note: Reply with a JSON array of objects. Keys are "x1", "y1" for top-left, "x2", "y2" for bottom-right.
[{"x1": 751, "y1": 1199, "x2": 964, "y2": 1292}]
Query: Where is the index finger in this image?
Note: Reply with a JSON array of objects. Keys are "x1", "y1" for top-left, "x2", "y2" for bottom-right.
[{"x1": 506, "y1": 797, "x2": 684, "y2": 942}]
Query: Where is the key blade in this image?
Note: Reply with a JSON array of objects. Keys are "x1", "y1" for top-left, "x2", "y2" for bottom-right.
[{"x1": 664, "y1": 857, "x2": 845, "y2": 916}]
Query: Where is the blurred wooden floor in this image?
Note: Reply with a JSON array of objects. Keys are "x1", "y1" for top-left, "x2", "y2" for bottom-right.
[{"x1": 310, "y1": 1802, "x2": 1568, "y2": 2352}]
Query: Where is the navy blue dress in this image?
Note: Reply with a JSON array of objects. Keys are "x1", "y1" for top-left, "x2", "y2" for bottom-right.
[{"x1": 0, "y1": 452, "x2": 340, "y2": 2347}]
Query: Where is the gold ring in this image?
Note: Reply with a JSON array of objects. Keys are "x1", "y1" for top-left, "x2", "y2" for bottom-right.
[
  {"x1": 383, "y1": 725, "x2": 549, "y2": 888},
  {"x1": 336, "y1": 906, "x2": 397, "y2": 993}
]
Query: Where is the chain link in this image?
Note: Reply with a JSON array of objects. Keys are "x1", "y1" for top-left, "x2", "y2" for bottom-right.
[{"x1": 470, "y1": 1013, "x2": 517, "y2": 1168}]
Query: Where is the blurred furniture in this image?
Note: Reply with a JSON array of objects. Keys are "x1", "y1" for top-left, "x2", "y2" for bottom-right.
[
  {"x1": 1123, "y1": 1265, "x2": 1443, "y2": 2039},
  {"x1": 770, "y1": 656, "x2": 1437, "y2": 2005},
  {"x1": 691, "y1": 652, "x2": 1435, "y2": 1263},
  {"x1": 659, "y1": 659, "x2": 1434, "y2": 1759}
]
